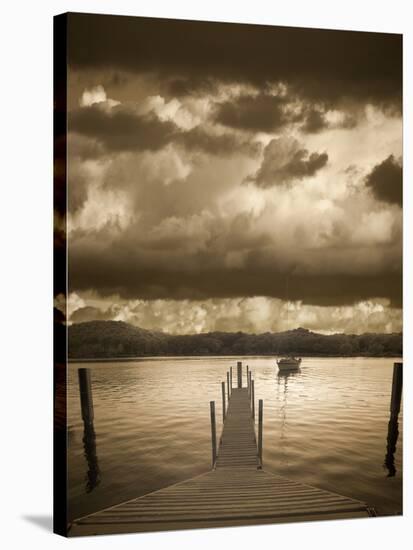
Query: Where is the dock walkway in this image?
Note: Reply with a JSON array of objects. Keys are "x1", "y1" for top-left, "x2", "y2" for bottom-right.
[
  {"x1": 70, "y1": 370, "x2": 372, "y2": 536},
  {"x1": 216, "y1": 388, "x2": 258, "y2": 469}
]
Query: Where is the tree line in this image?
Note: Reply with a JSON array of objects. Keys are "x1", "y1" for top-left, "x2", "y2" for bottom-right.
[{"x1": 67, "y1": 320, "x2": 402, "y2": 359}]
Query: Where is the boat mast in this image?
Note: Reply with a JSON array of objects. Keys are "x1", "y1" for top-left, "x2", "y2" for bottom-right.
[{"x1": 286, "y1": 275, "x2": 289, "y2": 331}]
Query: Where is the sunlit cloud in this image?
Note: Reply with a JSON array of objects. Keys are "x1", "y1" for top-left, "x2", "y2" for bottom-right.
[{"x1": 68, "y1": 293, "x2": 402, "y2": 335}]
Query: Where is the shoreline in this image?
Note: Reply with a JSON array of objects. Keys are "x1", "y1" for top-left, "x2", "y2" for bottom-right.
[{"x1": 68, "y1": 354, "x2": 403, "y2": 363}]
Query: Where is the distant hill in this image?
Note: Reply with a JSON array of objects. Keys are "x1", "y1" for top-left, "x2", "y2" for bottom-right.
[{"x1": 67, "y1": 321, "x2": 402, "y2": 359}]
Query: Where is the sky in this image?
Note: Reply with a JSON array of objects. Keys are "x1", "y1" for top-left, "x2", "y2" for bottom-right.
[{"x1": 61, "y1": 13, "x2": 402, "y2": 335}]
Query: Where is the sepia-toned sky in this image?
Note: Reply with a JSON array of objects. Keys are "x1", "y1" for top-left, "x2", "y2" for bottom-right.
[{"x1": 63, "y1": 13, "x2": 402, "y2": 334}]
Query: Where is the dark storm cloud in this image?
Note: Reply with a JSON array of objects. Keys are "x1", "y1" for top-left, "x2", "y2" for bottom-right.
[
  {"x1": 299, "y1": 107, "x2": 359, "y2": 134},
  {"x1": 67, "y1": 13, "x2": 402, "y2": 107},
  {"x1": 248, "y1": 137, "x2": 328, "y2": 187},
  {"x1": 68, "y1": 240, "x2": 402, "y2": 308},
  {"x1": 214, "y1": 94, "x2": 287, "y2": 132},
  {"x1": 178, "y1": 127, "x2": 261, "y2": 156},
  {"x1": 68, "y1": 161, "x2": 89, "y2": 213},
  {"x1": 69, "y1": 104, "x2": 177, "y2": 152},
  {"x1": 215, "y1": 96, "x2": 362, "y2": 135},
  {"x1": 301, "y1": 109, "x2": 328, "y2": 134},
  {"x1": 67, "y1": 197, "x2": 402, "y2": 310},
  {"x1": 365, "y1": 155, "x2": 402, "y2": 206},
  {"x1": 69, "y1": 104, "x2": 258, "y2": 157},
  {"x1": 166, "y1": 77, "x2": 217, "y2": 97},
  {"x1": 67, "y1": 132, "x2": 105, "y2": 160}
]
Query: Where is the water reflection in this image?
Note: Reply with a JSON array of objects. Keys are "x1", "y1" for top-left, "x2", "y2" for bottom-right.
[
  {"x1": 82, "y1": 422, "x2": 101, "y2": 492},
  {"x1": 384, "y1": 415, "x2": 399, "y2": 477},
  {"x1": 383, "y1": 363, "x2": 402, "y2": 478},
  {"x1": 277, "y1": 368, "x2": 301, "y2": 402},
  {"x1": 78, "y1": 368, "x2": 101, "y2": 493},
  {"x1": 276, "y1": 369, "x2": 301, "y2": 464},
  {"x1": 277, "y1": 368, "x2": 301, "y2": 386}
]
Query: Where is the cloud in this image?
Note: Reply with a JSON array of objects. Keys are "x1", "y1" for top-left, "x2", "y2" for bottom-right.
[
  {"x1": 69, "y1": 101, "x2": 258, "y2": 158},
  {"x1": 67, "y1": 132, "x2": 105, "y2": 160},
  {"x1": 67, "y1": 14, "x2": 401, "y2": 109},
  {"x1": 301, "y1": 108, "x2": 328, "y2": 133},
  {"x1": 70, "y1": 305, "x2": 119, "y2": 323},
  {"x1": 247, "y1": 136, "x2": 328, "y2": 187},
  {"x1": 69, "y1": 104, "x2": 177, "y2": 152},
  {"x1": 166, "y1": 77, "x2": 216, "y2": 98},
  {"x1": 62, "y1": 16, "x2": 402, "y2": 332},
  {"x1": 213, "y1": 96, "x2": 363, "y2": 136},
  {"x1": 67, "y1": 294, "x2": 402, "y2": 335},
  {"x1": 66, "y1": 132, "x2": 402, "y2": 310},
  {"x1": 365, "y1": 155, "x2": 402, "y2": 206},
  {"x1": 137, "y1": 95, "x2": 204, "y2": 130},
  {"x1": 67, "y1": 214, "x2": 402, "y2": 307},
  {"x1": 67, "y1": 157, "x2": 114, "y2": 216},
  {"x1": 80, "y1": 85, "x2": 107, "y2": 106},
  {"x1": 214, "y1": 94, "x2": 287, "y2": 132},
  {"x1": 67, "y1": 157, "x2": 89, "y2": 213},
  {"x1": 178, "y1": 126, "x2": 260, "y2": 156}
]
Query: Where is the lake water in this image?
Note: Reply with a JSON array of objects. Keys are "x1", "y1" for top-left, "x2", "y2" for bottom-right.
[{"x1": 67, "y1": 357, "x2": 402, "y2": 523}]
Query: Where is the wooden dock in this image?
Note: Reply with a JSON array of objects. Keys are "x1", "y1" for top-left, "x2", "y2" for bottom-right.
[
  {"x1": 216, "y1": 388, "x2": 258, "y2": 469},
  {"x1": 70, "y1": 368, "x2": 372, "y2": 536}
]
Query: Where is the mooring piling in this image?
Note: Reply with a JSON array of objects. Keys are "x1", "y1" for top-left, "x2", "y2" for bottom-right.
[
  {"x1": 384, "y1": 362, "x2": 403, "y2": 477},
  {"x1": 227, "y1": 371, "x2": 230, "y2": 400},
  {"x1": 258, "y1": 399, "x2": 263, "y2": 468},
  {"x1": 78, "y1": 368, "x2": 100, "y2": 492},
  {"x1": 78, "y1": 368, "x2": 94, "y2": 425},
  {"x1": 210, "y1": 401, "x2": 217, "y2": 466},
  {"x1": 251, "y1": 379, "x2": 255, "y2": 420},
  {"x1": 390, "y1": 362, "x2": 403, "y2": 418},
  {"x1": 230, "y1": 366, "x2": 233, "y2": 390},
  {"x1": 221, "y1": 381, "x2": 226, "y2": 421},
  {"x1": 237, "y1": 361, "x2": 242, "y2": 388}
]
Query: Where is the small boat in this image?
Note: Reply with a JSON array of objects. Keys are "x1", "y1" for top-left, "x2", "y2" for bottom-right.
[
  {"x1": 276, "y1": 357, "x2": 302, "y2": 371},
  {"x1": 276, "y1": 275, "x2": 303, "y2": 373}
]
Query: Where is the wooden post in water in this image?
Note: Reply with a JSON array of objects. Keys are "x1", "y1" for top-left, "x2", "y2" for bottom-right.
[
  {"x1": 258, "y1": 399, "x2": 263, "y2": 468},
  {"x1": 78, "y1": 368, "x2": 100, "y2": 491},
  {"x1": 251, "y1": 379, "x2": 255, "y2": 420},
  {"x1": 248, "y1": 371, "x2": 252, "y2": 398},
  {"x1": 384, "y1": 362, "x2": 403, "y2": 477},
  {"x1": 246, "y1": 365, "x2": 249, "y2": 387},
  {"x1": 227, "y1": 371, "x2": 230, "y2": 400},
  {"x1": 221, "y1": 381, "x2": 226, "y2": 421},
  {"x1": 390, "y1": 362, "x2": 403, "y2": 417},
  {"x1": 230, "y1": 367, "x2": 233, "y2": 390},
  {"x1": 237, "y1": 361, "x2": 242, "y2": 388},
  {"x1": 210, "y1": 401, "x2": 217, "y2": 467},
  {"x1": 78, "y1": 368, "x2": 94, "y2": 425}
]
